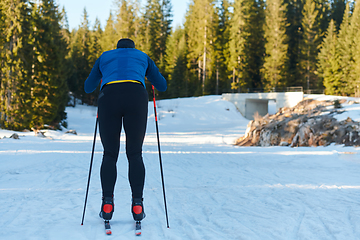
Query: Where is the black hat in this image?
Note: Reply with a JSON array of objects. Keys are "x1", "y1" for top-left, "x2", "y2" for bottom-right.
[{"x1": 117, "y1": 38, "x2": 135, "y2": 49}]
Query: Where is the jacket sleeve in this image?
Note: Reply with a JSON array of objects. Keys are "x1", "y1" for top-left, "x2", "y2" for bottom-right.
[
  {"x1": 84, "y1": 57, "x2": 102, "y2": 93},
  {"x1": 146, "y1": 56, "x2": 167, "y2": 92}
]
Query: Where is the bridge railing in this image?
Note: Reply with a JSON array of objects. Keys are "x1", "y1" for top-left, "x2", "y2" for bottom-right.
[
  {"x1": 223, "y1": 86, "x2": 304, "y2": 94},
  {"x1": 222, "y1": 87, "x2": 327, "y2": 94}
]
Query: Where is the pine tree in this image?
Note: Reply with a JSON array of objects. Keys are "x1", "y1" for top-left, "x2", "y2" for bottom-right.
[
  {"x1": 216, "y1": 0, "x2": 232, "y2": 93},
  {"x1": 100, "y1": 12, "x2": 117, "y2": 52},
  {"x1": 284, "y1": 0, "x2": 303, "y2": 87},
  {"x1": 0, "y1": 0, "x2": 33, "y2": 130},
  {"x1": 165, "y1": 26, "x2": 188, "y2": 97},
  {"x1": 317, "y1": 0, "x2": 330, "y2": 37},
  {"x1": 349, "y1": 0, "x2": 360, "y2": 96},
  {"x1": 68, "y1": 8, "x2": 92, "y2": 104},
  {"x1": 31, "y1": 0, "x2": 68, "y2": 129},
  {"x1": 336, "y1": 3, "x2": 356, "y2": 95},
  {"x1": 331, "y1": 0, "x2": 346, "y2": 31},
  {"x1": 184, "y1": 0, "x2": 216, "y2": 95},
  {"x1": 142, "y1": 0, "x2": 172, "y2": 68},
  {"x1": 228, "y1": 0, "x2": 251, "y2": 92},
  {"x1": 141, "y1": 0, "x2": 172, "y2": 98},
  {"x1": 85, "y1": 18, "x2": 103, "y2": 105},
  {"x1": 317, "y1": 20, "x2": 341, "y2": 95},
  {"x1": 16, "y1": 0, "x2": 34, "y2": 130},
  {"x1": 138, "y1": 13, "x2": 151, "y2": 54},
  {"x1": 299, "y1": 0, "x2": 321, "y2": 92},
  {"x1": 262, "y1": 0, "x2": 289, "y2": 90},
  {"x1": 355, "y1": 27, "x2": 360, "y2": 96},
  {"x1": 246, "y1": 0, "x2": 266, "y2": 90},
  {"x1": 60, "y1": 6, "x2": 71, "y2": 45},
  {"x1": 132, "y1": 1, "x2": 142, "y2": 48},
  {"x1": 89, "y1": 18, "x2": 103, "y2": 63},
  {"x1": 159, "y1": 0, "x2": 173, "y2": 73},
  {"x1": 0, "y1": 2, "x2": 5, "y2": 49},
  {"x1": 114, "y1": 0, "x2": 137, "y2": 39},
  {"x1": 59, "y1": 6, "x2": 73, "y2": 109}
]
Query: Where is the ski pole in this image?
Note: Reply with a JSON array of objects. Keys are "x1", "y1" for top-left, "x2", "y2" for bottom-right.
[
  {"x1": 81, "y1": 114, "x2": 99, "y2": 225},
  {"x1": 152, "y1": 85, "x2": 170, "y2": 228}
]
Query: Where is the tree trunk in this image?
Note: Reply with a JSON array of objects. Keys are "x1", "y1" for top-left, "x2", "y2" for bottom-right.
[
  {"x1": 216, "y1": 61, "x2": 219, "y2": 95},
  {"x1": 202, "y1": 23, "x2": 207, "y2": 95},
  {"x1": 232, "y1": 68, "x2": 235, "y2": 93}
]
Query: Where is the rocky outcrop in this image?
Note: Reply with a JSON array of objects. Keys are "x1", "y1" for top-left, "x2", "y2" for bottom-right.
[
  {"x1": 10, "y1": 133, "x2": 20, "y2": 139},
  {"x1": 65, "y1": 129, "x2": 77, "y2": 135},
  {"x1": 235, "y1": 98, "x2": 360, "y2": 147}
]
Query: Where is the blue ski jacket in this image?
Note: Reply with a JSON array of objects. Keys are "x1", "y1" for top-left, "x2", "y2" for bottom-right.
[{"x1": 84, "y1": 48, "x2": 167, "y2": 93}]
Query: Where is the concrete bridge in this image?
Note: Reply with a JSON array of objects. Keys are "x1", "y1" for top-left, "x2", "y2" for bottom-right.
[{"x1": 222, "y1": 92, "x2": 304, "y2": 120}]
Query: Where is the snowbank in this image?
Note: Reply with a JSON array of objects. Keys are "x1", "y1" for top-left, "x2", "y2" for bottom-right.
[{"x1": 1, "y1": 95, "x2": 360, "y2": 240}]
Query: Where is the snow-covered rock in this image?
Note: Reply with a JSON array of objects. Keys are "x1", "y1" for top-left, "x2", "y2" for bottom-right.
[{"x1": 236, "y1": 98, "x2": 360, "y2": 147}]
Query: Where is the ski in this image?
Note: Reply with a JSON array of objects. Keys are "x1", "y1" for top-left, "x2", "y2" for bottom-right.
[
  {"x1": 135, "y1": 221, "x2": 141, "y2": 236},
  {"x1": 104, "y1": 220, "x2": 112, "y2": 235}
]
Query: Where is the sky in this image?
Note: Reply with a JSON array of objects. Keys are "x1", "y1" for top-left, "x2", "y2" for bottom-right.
[{"x1": 55, "y1": 0, "x2": 190, "y2": 31}]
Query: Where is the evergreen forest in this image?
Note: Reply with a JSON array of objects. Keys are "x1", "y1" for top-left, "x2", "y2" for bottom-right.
[{"x1": 1, "y1": 0, "x2": 360, "y2": 130}]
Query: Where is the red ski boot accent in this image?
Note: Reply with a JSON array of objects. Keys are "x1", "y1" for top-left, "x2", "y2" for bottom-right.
[
  {"x1": 103, "y1": 204, "x2": 113, "y2": 213},
  {"x1": 132, "y1": 198, "x2": 146, "y2": 221},
  {"x1": 133, "y1": 205, "x2": 142, "y2": 215},
  {"x1": 99, "y1": 197, "x2": 114, "y2": 220}
]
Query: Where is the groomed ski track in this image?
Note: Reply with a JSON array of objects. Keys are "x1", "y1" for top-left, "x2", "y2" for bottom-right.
[{"x1": 1, "y1": 95, "x2": 360, "y2": 239}]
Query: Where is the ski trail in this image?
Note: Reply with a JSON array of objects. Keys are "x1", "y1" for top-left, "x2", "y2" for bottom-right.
[
  {"x1": 2, "y1": 96, "x2": 360, "y2": 239},
  {"x1": 292, "y1": 206, "x2": 305, "y2": 239}
]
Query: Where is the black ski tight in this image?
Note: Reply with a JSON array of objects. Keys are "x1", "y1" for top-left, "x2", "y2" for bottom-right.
[{"x1": 97, "y1": 82, "x2": 148, "y2": 199}]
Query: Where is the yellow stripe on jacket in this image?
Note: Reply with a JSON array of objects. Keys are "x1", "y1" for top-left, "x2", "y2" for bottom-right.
[{"x1": 106, "y1": 80, "x2": 142, "y2": 85}]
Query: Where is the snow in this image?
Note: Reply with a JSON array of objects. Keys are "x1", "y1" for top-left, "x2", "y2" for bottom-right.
[{"x1": 1, "y1": 95, "x2": 360, "y2": 239}]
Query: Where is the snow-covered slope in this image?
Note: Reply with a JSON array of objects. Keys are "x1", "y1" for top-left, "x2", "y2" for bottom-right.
[{"x1": 1, "y1": 95, "x2": 360, "y2": 240}]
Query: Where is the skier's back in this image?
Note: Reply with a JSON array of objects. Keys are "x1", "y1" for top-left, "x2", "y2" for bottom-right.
[{"x1": 84, "y1": 38, "x2": 167, "y2": 234}]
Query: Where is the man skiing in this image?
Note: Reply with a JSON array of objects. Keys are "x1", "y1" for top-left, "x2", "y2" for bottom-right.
[{"x1": 84, "y1": 38, "x2": 167, "y2": 232}]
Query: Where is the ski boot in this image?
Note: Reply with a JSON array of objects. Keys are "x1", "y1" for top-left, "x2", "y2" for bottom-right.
[
  {"x1": 99, "y1": 196, "x2": 114, "y2": 220},
  {"x1": 132, "y1": 198, "x2": 146, "y2": 221}
]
